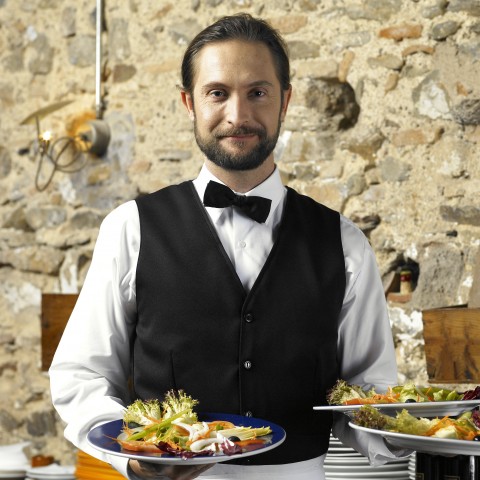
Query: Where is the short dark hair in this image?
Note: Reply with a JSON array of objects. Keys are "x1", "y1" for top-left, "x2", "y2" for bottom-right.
[{"x1": 181, "y1": 13, "x2": 291, "y2": 95}]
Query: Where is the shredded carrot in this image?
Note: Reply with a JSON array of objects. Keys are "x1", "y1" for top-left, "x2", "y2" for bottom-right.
[
  {"x1": 425, "y1": 387, "x2": 433, "y2": 401},
  {"x1": 185, "y1": 421, "x2": 237, "y2": 446},
  {"x1": 423, "y1": 416, "x2": 478, "y2": 440},
  {"x1": 344, "y1": 398, "x2": 369, "y2": 405},
  {"x1": 116, "y1": 437, "x2": 163, "y2": 452},
  {"x1": 454, "y1": 425, "x2": 477, "y2": 441},
  {"x1": 425, "y1": 416, "x2": 451, "y2": 436},
  {"x1": 207, "y1": 420, "x2": 236, "y2": 431},
  {"x1": 173, "y1": 424, "x2": 190, "y2": 436},
  {"x1": 235, "y1": 439, "x2": 264, "y2": 448},
  {"x1": 343, "y1": 394, "x2": 399, "y2": 405}
]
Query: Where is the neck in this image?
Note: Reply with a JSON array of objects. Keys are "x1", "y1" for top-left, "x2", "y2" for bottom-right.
[{"x1": 205, "y1": 158, "x2": 275, "y2": 193}]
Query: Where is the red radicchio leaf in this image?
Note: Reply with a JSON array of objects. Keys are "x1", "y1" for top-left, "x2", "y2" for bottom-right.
[
  {"x1": 472, "y1": 409, "x2": 480, "y2": 429},
  {"x1": 462, "y1": 387, "x2": 480, "y2": 400},
  {"x1": 220, "y1": 440, "x2": 242, "y2": 456},
  {"x1": 155, "y1": 441, "x2": 215, "y2": 460}
]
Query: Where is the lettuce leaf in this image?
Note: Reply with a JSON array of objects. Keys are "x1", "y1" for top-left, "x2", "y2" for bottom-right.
[
  {"x1": 352, "y1": 405, "x2": 435, "y2": 435},
  {"x1": 393, "y1": 409, "x2": 435, "y2": 435},
  {"x1": 391, "y1": 383, "x2": 461, "y2": 403},
  {"x1": 327, "y1": 380, "x2": 374, "y2": 405}
]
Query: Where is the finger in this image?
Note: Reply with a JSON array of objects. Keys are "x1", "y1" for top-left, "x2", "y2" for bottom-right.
[
  {"x1": 191, "y1": 463, "x2": 214, "y2": 477},
  {"x1": 158, "y1": 463, "x2": 214, "y2": 479},
  {"x1": 128, "y1": 459, "x2": 214, "y2": 479}
]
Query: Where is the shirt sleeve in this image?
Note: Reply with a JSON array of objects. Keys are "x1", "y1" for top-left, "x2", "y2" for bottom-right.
[
  {"x1": 337, "y1": 216, "x2": 397, "y2": 388},
  {"x1": 332, "y1": 216, "x2": 410, "y2": 464},
  {"x1": 49, "y1": 200, "x2": 140, "y2": 476}
]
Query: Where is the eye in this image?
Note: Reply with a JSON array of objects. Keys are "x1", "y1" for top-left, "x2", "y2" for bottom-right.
[
  {"x1": 250, "y1": 89, "x2": 267, "y2": 98},
  {"x1": 209, "y1": 90, "x2": 226, "y2": 99}
]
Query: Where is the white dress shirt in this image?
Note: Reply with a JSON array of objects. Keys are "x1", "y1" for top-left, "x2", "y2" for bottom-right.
[{"x1": 50, "y1": 165, "x2": 404, "y2": 479}]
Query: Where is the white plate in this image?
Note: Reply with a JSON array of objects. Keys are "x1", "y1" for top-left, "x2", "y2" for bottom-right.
[
  {"x1": 325, "y1": 457, "x2": 370, "y2": 465},
  {"x1": 314, "y1": 399, "x2": 480, "y2": 417},
  {"x1": 324, "y1": 462, "x2": 409, "y2": 472},
  {"x1": 0, "y1": 465, "x2": 29, "y2": 473},
  {"x1": 26, "y1": 464, "x2": 75, "y2": 480},
  {"x1": 326, "y1": 451, "x2": 363, "y2": 457},
  {"x1": 349, "y1": 422, "x2": 480, "y2": 456},
  {"x1": 27, "y1": 476, "x2": 75, "y2": 480},
  {"x1": 326, "y1": 449, "x2": 358, "y2": 455},
  {"x1": 325, "y1": 471, "x2": 410, "y2": 479},
  {"x1": 88, "y1": 413, "x2": 286, "y2": 465},
  {"x1": 26, "y1": 474, "x2": 75, "y2": 480},
  {"x1": 0, "y1": 473, "x2": 26, "y2": 479}
]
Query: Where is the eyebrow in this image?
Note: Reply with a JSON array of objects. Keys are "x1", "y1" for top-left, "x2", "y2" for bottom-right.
[{"x1": 199, "y1": 80, "x2": 275, "y2": 93}]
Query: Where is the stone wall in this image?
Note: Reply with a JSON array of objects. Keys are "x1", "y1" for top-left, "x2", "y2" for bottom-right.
[{"x1": 1, "y1": 0, "x2": 479, "y2": 463}]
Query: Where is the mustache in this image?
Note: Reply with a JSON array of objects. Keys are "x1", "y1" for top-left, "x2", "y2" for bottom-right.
[{"x1": 214, "y1": 126, "x2": 265, "y2": 138}]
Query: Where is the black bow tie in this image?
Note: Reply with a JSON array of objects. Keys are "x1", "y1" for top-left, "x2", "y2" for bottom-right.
[{"x1": 203, "y1": 181, "x2": 272, "y2": 223}]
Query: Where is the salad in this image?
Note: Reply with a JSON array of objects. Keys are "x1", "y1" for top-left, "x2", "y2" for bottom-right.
[
  {"x1": 115, "y1": 390, "x2": 272, "y2": 459},
  {"x1": 327, "y1": 380, "x2": 480, "y2": 406},
  {"x1": 352, "y1": 404, "x2": 480, "y2": 441}
]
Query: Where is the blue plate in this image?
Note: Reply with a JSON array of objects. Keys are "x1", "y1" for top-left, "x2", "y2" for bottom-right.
[{"x1": 87, "y1": 412, "x2": 286, "y2": 464}]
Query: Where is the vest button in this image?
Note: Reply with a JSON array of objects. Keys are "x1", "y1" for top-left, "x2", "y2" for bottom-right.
[
  {"x1": 244, "y1": 313, "x2": 253, "y2": 323},
  {"x1": 244, "y1": 360, "x2": 252, "y2": 369}
]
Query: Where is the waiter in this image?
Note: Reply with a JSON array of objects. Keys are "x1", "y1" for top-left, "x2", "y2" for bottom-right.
[{"x1": 50, "y1": 13, "x2": 407, "y2": 480}]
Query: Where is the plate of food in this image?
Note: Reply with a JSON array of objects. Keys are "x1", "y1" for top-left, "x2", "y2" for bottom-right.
[
  {"x1": 314, "y1": 380, "x2": 480, "y2": 417},
  {"x1": 87, "y1": 390, "x2": 285, "y2": 465},
  {"x1": 349, "y1": 423, "x2": 480, "y2": 456},
  {"x1": 347, "y1": 404, "x2": 480, "y2": 456},
  {"x1": 314, "y1": 400, "x2": 480, "y2": 417}
]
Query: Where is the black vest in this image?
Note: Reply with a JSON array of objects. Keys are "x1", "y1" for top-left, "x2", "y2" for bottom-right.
[{"x1": 134, "y1": 181, "x2": 346, "y2": 464}]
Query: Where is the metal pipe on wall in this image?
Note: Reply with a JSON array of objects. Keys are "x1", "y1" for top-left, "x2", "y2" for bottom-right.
[{"x1": 95, "y1": 0, "x2": 103, "y2": 119}]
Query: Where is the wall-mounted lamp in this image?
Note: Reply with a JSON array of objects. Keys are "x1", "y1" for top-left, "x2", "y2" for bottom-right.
[
  {"x1": 20, "y1": 104, "x2": 111, "y2": 191},
  {"x1": 75, "y1": 119, "x2": 111, "y2": 156},
  {"x1": 19, "y1": 0, "x2": 109, "y2": 191}
]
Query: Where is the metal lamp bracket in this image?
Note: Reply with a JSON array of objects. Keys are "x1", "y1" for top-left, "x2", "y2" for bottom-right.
[{"x1": 78, "y1": 119, "x2": 110, "y2": 156}]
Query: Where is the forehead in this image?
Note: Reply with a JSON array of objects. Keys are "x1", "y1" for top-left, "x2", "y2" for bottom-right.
[{"x1": 192, "y1": 40, "x2": 279, "y2": 89}]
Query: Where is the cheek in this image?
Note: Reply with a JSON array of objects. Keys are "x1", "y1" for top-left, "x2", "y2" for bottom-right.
[
  {"x1": 195, "y1": 103, "x2": 222, "y2": 128},
  {"x1": 260, "y1": 109, "x2": 281, "y2": 132}
]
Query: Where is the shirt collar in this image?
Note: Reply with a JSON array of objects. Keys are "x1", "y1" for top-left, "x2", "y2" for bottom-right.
[{"x1": 193, "y1": 164, "x2": 286, "y2": 225}]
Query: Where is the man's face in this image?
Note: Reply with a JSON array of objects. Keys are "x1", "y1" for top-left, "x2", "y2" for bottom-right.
[{"x1": 183, "y1": 40, "x2": 291, "y2": 171}]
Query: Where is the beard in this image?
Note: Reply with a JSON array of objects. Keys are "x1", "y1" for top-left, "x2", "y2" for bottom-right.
[{"x1": 194, "y1": 121, "x2": 281, "y2": 171}]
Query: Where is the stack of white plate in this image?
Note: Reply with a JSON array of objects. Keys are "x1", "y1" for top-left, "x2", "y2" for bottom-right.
[
  {"x1": 0, "y1": 465, "x2": 29, "y2": 480},
  {"x1": 408, "y1": 453, "x2": 416, "y2": 479},
  {"x1": 0, "y1": 441, "x2": 30, "y2": 479},
  {"x1": 325, "y1": 435, "x2": 411, "y2": 480},
  {"x1": 25, "y1": 464, "x2": 76, "y2": 480}
]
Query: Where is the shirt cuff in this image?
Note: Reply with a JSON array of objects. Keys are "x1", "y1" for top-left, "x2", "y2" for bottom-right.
[
  {"x1": 109, "y1": 455, "x2": 130, "y2": 479},
  {"x1": 332, "y1": 413, "x2": 413, "y2": 466}
]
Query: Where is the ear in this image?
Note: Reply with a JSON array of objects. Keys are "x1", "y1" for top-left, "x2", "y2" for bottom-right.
[
  {"x1": 181, "y1": 90, "x2": 195, "y2": 121},
  {"x1": 280, "y1": 85, "x2": 292, "y2": 122}
]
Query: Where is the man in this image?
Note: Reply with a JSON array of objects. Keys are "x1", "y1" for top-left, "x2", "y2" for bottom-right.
[{"x1": 50, "y1": 13, "x2": 405, "y2": 480}]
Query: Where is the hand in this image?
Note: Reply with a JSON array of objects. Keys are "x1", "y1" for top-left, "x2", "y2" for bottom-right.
[{"x1": 128, "y1": 459, "x2": 213, "y2": 479}]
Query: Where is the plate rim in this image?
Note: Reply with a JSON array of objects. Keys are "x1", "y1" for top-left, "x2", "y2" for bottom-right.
[
  {"x1": 26, "y1": 476, "x2": 76, "y2": 480},
  {"x1": 348, "y1": 421, "x2": 480, "y2": 456},
  {"x1": 323, "y1": 469, "x2": 410, "y2": 479},
  {"x1": 87, "y1": 412, "x2": 286, "y2": 465},
  {"x1": 0, "y1": 466, "x2": 29, "y2": 473},
  {"x1": 314, "y1": 399, "x2": 480, "y2": 416},
  {"x1": 26, "y1": 466, "x2": 76, "y2": 474}
]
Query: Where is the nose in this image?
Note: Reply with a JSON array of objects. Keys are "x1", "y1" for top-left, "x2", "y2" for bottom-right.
[{"x1": 225, "y1": 94, "x2": 251, "y2": 126}]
